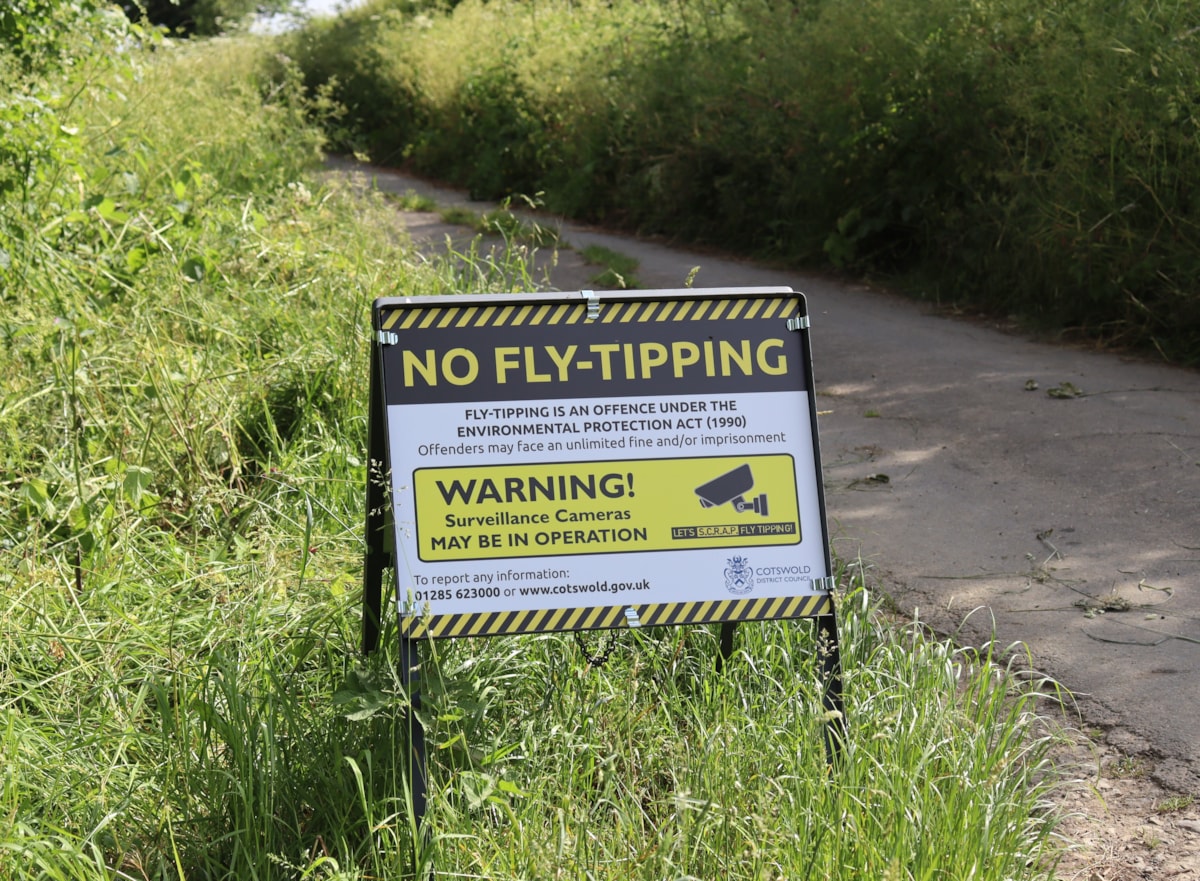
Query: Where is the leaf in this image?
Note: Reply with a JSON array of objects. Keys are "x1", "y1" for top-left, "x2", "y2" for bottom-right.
[
  {"x1": 329, "y1": 572, "x2": 354, "y2": 598},
  {"x1": 181, "y1": 256, "x2": 208, "y2": 282},
  {"x1": 125, "y1": 247, "x2": 147, "y2": 273},
  {"x1": 122, "y1": 465, "x2": 153, "y2": 503},
  {"x1": 458, "y1": 770, "x2": 497, "y2": 810},
  {"x1": 67, "y1": 502, "x2": 90, "y2": 533},
  {"x1": 496, "y1": 778, "x2": 528, "y2": 797},
  {"x1": 92, "y1": 197, "x2": 129, "y2": 224},
  {"x1": 332, "y1": 668, "x2": 393, "y2": 721},
  {"x1": 22, "y1": 478, "x2": 53, "y2": 518}
]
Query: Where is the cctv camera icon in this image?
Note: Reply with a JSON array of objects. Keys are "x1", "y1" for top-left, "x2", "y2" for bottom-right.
[{"x1": 694, "y1": 464, "x2": 768, "y2": 516}]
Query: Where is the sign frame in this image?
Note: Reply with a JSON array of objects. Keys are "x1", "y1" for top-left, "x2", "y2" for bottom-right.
[{"x1": 361, "y1": 286, "x2": 845, "y2": 837}]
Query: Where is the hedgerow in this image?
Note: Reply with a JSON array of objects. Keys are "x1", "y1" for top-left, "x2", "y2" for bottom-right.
[{"x1": 287, "y1": 0, "x2": 1200, "y2": 361}]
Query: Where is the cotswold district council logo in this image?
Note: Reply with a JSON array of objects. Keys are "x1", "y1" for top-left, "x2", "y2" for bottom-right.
[{"x1": 724, "y1": 556, "x2": 754, "y2": 595}]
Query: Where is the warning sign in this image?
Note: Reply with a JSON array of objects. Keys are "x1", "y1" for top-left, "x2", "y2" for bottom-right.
[
  {"x1": 372, "y1": 288, "x2": 833, "y2": 637},
  {"x1": 378, "y1": 296, "x2": 800, "y2": 404},
  {"x1": 414, "y1": 454, "x2": 800, "y2": 561}
]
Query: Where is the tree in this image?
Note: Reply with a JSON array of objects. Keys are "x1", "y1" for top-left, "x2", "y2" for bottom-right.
[
  {"x1": 117, "y1": 0, "x2": 291, "y2": 36},
  {"x1": 1, "y1": 0, "x2": 112, "y2": 74}
]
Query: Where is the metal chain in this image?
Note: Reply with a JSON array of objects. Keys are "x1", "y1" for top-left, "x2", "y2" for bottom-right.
[{"x1": 574, "y1": 628, "x2": 622, "y2": 668}]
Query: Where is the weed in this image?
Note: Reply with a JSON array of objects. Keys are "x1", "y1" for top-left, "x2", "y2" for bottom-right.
[
  {"x1": 480, "y1": 207, "x2": 559, "y2": 247},
  {"x1": 1106, "y1": 756, "x2": 1151, "y2": 779},
  {"x1": 386, "y1": 189, "x2": 438, "y2": 212},
  {"x1": 439, "y1": 205, "x2": 480, "y2": 227},
  {"x1": 1154, "y1": 794, "x2": 1195, "y2": 814},
  {"x1": 435, "y1": 202, "x2": 560, "y2": 248},
  {"x1": 582, "y1": 243, "x2": 640, "y2": 289}
]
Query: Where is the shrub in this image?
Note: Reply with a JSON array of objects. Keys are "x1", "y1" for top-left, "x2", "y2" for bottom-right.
[
  {"x1": 117, "y1": 0, "x2": 289, "y2": 35},
  {"x1": 288, "y1": 0, "x2": 1200, "y2": 361}
]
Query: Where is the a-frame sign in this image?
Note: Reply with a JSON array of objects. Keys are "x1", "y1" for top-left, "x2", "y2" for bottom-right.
[{"x1": 362, "y1": 286, "x2": 843, "y2": 831}]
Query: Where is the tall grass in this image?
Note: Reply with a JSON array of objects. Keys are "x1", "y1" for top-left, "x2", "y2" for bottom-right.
[
  {"x1": 2, "y1": 13, "x2": 1068, "y2": 880},
  {"x1": 402, "y1": 593, "x2": 1065, "y2": 880},
  {"x1": 288, "y1": 0, "x2": 1200, "y2": 362}
]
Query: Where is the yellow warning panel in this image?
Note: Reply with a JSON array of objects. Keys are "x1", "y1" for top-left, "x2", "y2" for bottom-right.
[{"x1": 413, "y1": 455, "x2": 800, "y2": 561}]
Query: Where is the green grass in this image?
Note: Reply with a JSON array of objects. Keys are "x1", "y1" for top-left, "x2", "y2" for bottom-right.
[
  {"x1": 1, "y1": 14, "x2": 1071, "y2": 881},
  {"x1": 438, "y1": 203, "x2": 561, "y2": 248},
  {"x1": 480, "y1": 206, "x2": 560, "y2": 248},
  {"x1": 1154, "y1": 795, "x2": 1194, "y2": 814},
  {"x1": 582, "y1": 244, "x2": 640, "y2": 289},
  {"x1": 408, "y1": 595, "x2": 1069, "y2": 880},
  {"x1": 386, "y1": 189, "x2": 439, "y2": 212},
  {"x1": 438, "y1": 204, "x2": 481, "y2": 227}
]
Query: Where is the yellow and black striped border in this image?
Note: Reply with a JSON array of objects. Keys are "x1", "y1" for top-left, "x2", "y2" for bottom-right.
[
  {"x1": 379, "y1": 296, "x2": 799, "y2": 332},
  {"x1": 401, "y1": 593, "x2": 831, "y2": 639}
]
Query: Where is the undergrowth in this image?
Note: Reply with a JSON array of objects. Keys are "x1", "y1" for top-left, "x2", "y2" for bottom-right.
[{"x1": 2, "y1": 8, "x2": 1069, "y2": 879}]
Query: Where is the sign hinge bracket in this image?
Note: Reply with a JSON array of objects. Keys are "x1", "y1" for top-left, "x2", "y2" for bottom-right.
[
  {"x1": 375, "y1": 330, "x2": 398, "y2": 346},
  {"x1": 787, "y1": 315, "x2": 810, "y2": 332},
  {"x1": 625, "y1": 607, "x2": 642, "y2": 628},
  {"x1": 813, "y1": 576, "x2": 837, "y2": 593},
  {"x1": 583, "y1": 290, "x2": 600, "y2": 321}
]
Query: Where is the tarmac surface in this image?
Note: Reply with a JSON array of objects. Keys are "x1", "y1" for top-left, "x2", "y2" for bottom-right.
[{"x1": 328, "y1": 156, "x2": 1200, "y2": 796}]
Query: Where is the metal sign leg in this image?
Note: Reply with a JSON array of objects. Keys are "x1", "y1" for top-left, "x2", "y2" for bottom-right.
[
  {"x1": 363, "y1": 339, "x2": 388, "y2": 657},
  {"x1": 399, "y1": 634, "x2": 428, "y2": 837},
  {"x1": 815, "y1": 612, "x2": 846, "y2": 762},
  {"x1": 716, "y1": 621, "x2": 737, "y2": 673},
  {"x1": 717, "y1": 615, "x2": 845, "y2": 763}
]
